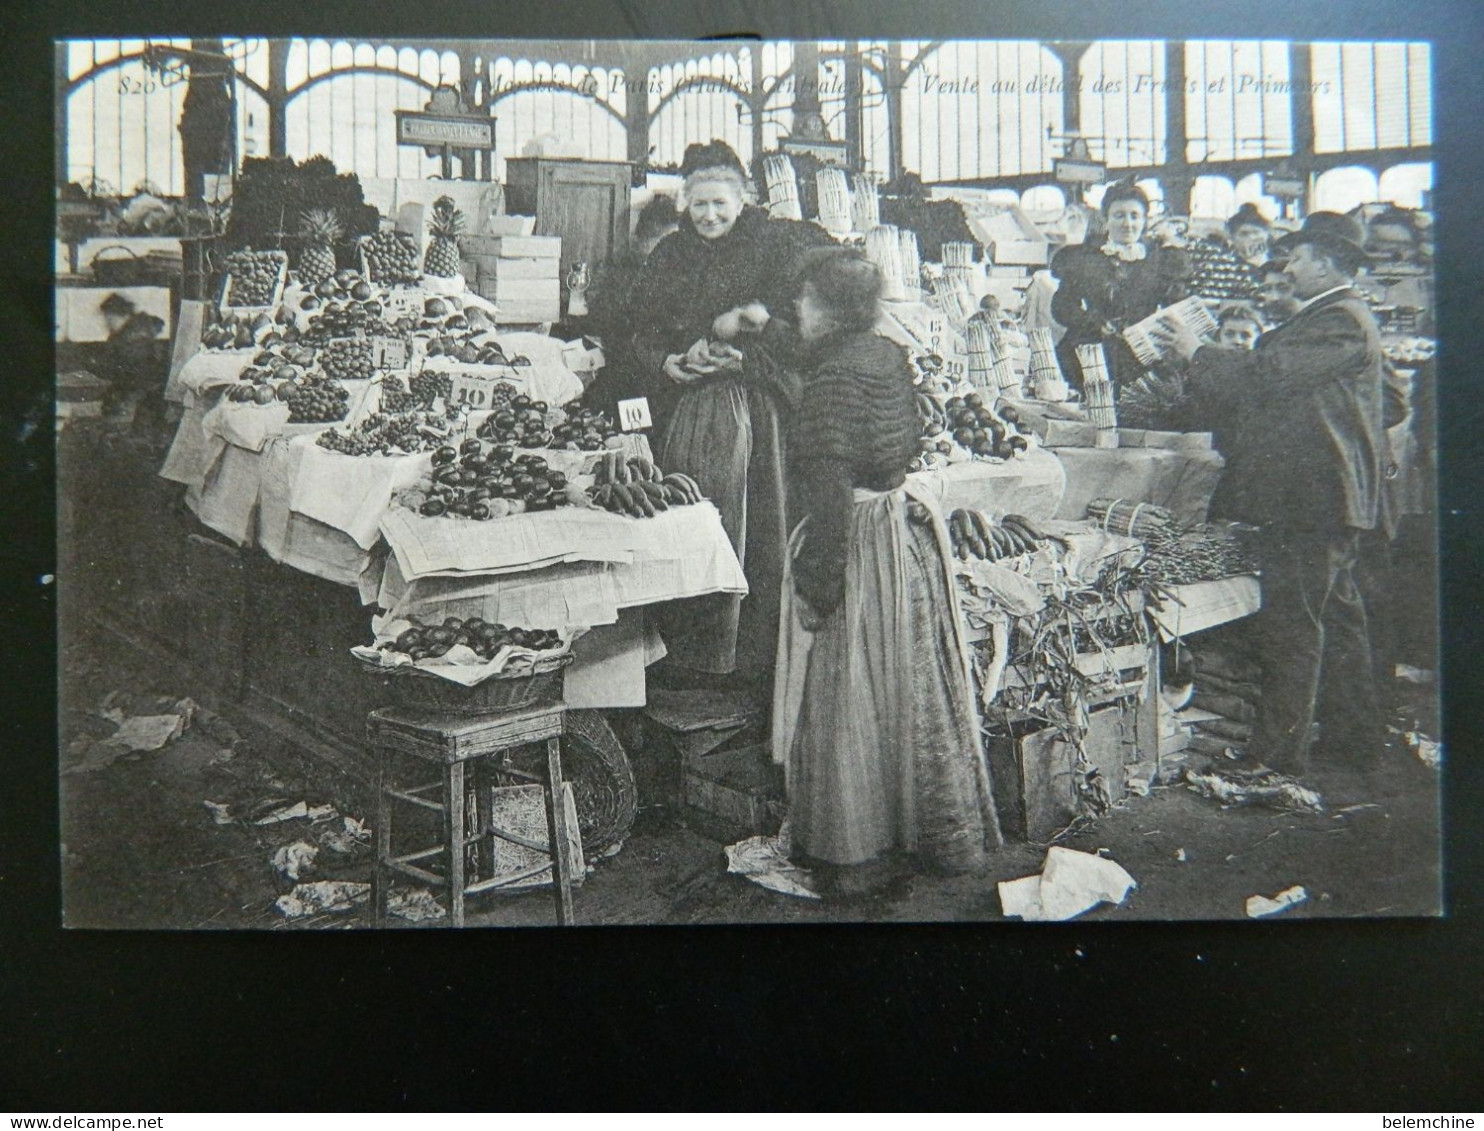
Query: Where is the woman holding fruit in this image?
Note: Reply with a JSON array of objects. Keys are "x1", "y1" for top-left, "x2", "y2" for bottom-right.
[
  {"x1": 630, "y1": 140, "x2": 834, "y2": 684},
  {"x1": 765, "y1": 248, "x2": 1002, "y2": 898}
]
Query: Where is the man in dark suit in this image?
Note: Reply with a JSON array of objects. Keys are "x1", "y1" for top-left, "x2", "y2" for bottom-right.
[{"x1": 1151, "y1": 213, "x2": 1386, "y2": 780}]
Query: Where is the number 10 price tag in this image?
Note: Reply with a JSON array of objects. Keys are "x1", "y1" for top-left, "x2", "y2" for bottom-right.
[{"x1": 617, "y1": 397, "x2": 653, "y2": 432}]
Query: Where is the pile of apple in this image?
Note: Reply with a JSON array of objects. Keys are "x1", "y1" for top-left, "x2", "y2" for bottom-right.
[
  {"x1": 471, "y1": 393, "x2": 556, "y2": 450},
  {"x1": 402, "y1": 440, "x2": 577, "y2": 521},
  {"x1": 221, "y1": 249, "x2": 288, "y2": 308},
  {"x1": 200, "y1": 311, "x2": 275, "y2": 351}
]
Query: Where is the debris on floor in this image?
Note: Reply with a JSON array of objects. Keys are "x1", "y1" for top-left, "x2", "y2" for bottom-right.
[
  {"x1": 274, "y1": 880, "x2": 370, "y2": 918},
  {"x1": 725, "y1": 827, "x2": 820, "y2": 900},
  {"x1": 998, "y1": 846, "x2": 1137, "y2": 921},
  {"x1": 202, "y1": 800, "x2": 234, "y2": 825},
  {"x1": 317, "y1": 816, "x2": 371, "y2": 854},
  {"x1": 1407, "y1": 731, "x2": 1442, "y2": 770},
  {"x1": 1245, "y1": 884, "x2": 1308, "y2": 918},
  {"x1": 388, "y1": 888, "x2": 447, "y2": 922},
  {"x1": 1394, "y1": 664, "x2": 1435, "y2": 686},
  {"x1": 271, "y1": 841, "x2": 319, "y2": 881},
  {"x1": 253, "y1": 800, "x2": 338, "y2": 825},
  {"x1": 1185, "y1": 768, "x2": 1324, "y2": 813}
]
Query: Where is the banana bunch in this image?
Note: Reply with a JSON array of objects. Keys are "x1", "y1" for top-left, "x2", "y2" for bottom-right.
[
  {"x1": 588, "y1": 451, "x2": 704, "y2": 517},
  {"x1": 948, "y1": 510, "x2": 1066, "y2": 562},
  {"x1": 915, "y1": 391, "x2": 948, "y2": 438}
]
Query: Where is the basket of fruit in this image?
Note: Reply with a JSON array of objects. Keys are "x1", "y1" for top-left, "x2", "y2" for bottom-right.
[
  {"x1": 354, "y1": 619, "x2": 574, "y2": 713},
  {"x1": 219, "y1": 249, "x2": 289, "y2": 317},
  {"x1": 359, "y1": 230, "x2": 423, "y2": 286}
]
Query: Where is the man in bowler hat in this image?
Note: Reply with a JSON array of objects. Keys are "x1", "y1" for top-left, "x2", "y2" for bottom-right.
[{"x1": 1152, "y1": 213, "x2": 1387, "y2": 782}]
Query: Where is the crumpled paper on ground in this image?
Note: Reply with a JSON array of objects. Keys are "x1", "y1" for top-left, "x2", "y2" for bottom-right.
[
  {"x1": 318, "y1": 816, "x2": 371, "y2": 854},
  {"x1": 725, "y1": 823, "x2": 820, "y2": 900},
  {"x1": 254, "y1": 801, "x2": 338, "y2": 825},
  {"x1": 998, "y1": 846, "x2": 1137, "y2": 921},
  {"x1": 1246, "y1": 885, "x2": 1308, "y2": 918},
  {"x1": 1407, "y1": 731, "x2": 1442, "y2": 769},
  {"x1": 274, "y1": 880, "x2": 370, "y2": 919},
  {"x1": 388, "y1": 888, "x2": 447, "y2": 922},
  {"x1": 1185, "y1": 768, "x2": 1323, "y2": 814},
  {"x1": 272, "y1": 841, "x2": 320, "y2": 881},
  {"x1": 64, "y1": 696, "x2": 199, "y2": 774}
]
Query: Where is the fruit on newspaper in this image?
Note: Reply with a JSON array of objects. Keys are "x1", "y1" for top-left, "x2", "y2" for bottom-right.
[
  {"x1": 403, "y1": 442, "x2": 572, "y2": 519},
  {"x1": 423, "y1": 196, "x2": 465, "y2": 278},
  {"x1": 547, "y1": 399, "x2": 625, "y2": 450},
  {"x1": 362, "y1": 229, "x2": 422, "y2": 284},
  {"x1": 285, "y1": 375, "x2": 351, "y2": 423},
  {"x1": 222, "y1": 249, "x2": 287, "y2": 308},
  {"x1": 587, "y1": 451, "x2": 703, "y2": 516},
  {"x1": 947, "y1": 509, "x2": 1067, "y2": 562},
  {"x1": 380, "y1": 618, "x2": 563, "y2": 663},
  {"x1": 471, "y1": 392, "x2": 554, "y2": 449},
  {"x1": 319, "y1": 337, "x2": 376, "y2": 382}
]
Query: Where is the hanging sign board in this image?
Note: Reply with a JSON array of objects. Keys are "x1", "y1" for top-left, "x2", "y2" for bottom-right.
[
  {"x1": 1266, "y1": 175, "x2": 1306, "y2": 200},
  {"x1": 394, "y1": 111, "x2": 497, "y2": 151},
  {"x1": 1055, "y1": 158, "x2": 1108, "y2": 185},
  {"x1": 779, "y1": 137, "x2": 850, "y2": 166}
]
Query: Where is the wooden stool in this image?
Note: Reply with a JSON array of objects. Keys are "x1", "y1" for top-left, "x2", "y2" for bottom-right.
[{"x1": 367, "y1": 703, "x2": 577, "y2": 927}]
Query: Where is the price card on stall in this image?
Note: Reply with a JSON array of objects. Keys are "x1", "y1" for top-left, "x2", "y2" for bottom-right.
[
  {"x1": 446, "y1": 373, "x2": 513, "y2": 409},
  {"x1": 617, "y1": 397, "x2": 653, "y2": 432},
  {"x1": 371, "y1": 336, "x2": 409, "y2": 371}
]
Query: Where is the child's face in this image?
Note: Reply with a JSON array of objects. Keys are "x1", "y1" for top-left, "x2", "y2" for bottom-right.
[{"x1": 1218, "y1": 319, "x2": 1260, "y2": 350}]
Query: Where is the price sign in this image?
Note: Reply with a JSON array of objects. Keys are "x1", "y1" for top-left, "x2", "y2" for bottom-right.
[
  {"x1": 371, "y1": 336, "x2": 409, "y2": 371},
  {"x1": 617, "y1": 397, "x2": 653, "y2": 432},
  {"x1": 448, "y1": 373, "x2": 505, "y2": 408}
]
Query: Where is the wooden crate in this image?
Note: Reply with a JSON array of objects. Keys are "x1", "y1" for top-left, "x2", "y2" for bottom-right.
[
  {"x1": 682, "y1": 743, "x2": 783, "y2": 839},
  {"x1": 987, "y1": 705, "x2": 1141, "y2": 842}
]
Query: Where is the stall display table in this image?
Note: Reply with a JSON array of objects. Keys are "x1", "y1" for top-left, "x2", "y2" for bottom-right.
[
  {"x1": 1053, "y1": 444, "x2": 1226, "y2": 527},
  {"x1": 912, "y1": 446, "x2": 1065, "y2": 520}
]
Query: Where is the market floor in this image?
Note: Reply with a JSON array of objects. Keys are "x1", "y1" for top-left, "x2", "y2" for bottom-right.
[{"x1": 58, "y1": 621, "x2": 1444, "y2": 929}]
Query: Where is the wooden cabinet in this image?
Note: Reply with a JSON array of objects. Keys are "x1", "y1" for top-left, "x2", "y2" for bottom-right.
[{"x1": 503, "y1": 158, "x2": 633, "y2": 279}]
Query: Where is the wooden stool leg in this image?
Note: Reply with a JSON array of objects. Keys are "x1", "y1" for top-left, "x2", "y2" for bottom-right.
[
  {"x1": 372, "y1": 745, "x2": 392, "y2": 928},
  {"x1": 546, "y1": 736, "x2": 576, "y2": 926},
  {"x1": 446, "y1": 760, "x2": 466, "y2": 928}
]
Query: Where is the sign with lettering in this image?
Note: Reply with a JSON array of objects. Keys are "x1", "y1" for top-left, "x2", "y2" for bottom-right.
[
  {"x1": 394, "y1": 111, "x2": 497, "y2": 151},
  {"x1": 371, "y1": 336, "x2": 409, "y2": 371},
  {"x1": 617, "y1": 397, "x2": 653, "y2": 432},
  {"x1": 447, "y1": 372, "x2": 518, "y2": 409}
]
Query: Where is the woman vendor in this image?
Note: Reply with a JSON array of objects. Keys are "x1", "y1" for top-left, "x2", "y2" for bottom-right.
[
  {"x1": 1050, "y1": 179, "x2": 1190, "y2": 392},
  {"x1": 762, "y1": 248, "x2": 1002, "y2": 897},
  {"x1": 629, "y1": 140, "x2": 835, "y2": 685},
  {"x1": 1226, "y1": 202, "x2": 1273, "y2": 274}
]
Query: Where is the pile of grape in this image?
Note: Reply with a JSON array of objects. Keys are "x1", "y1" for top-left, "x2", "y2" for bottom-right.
[
  {"x1": 410, "y1": 370, "x2": 454, "y2": 405},
  {"x1": 362, "y1": 231, "x2": 422, "y2": 285},
  {"x1": 379, "y1": 376, "x2": 422, "y2": 415},
  {"x1": 320, "y1": 338, "x2": 376, "y2": 382},
  {"x1": 316, "y1": 410, "x2": 447, "y2": 456},
  {"x1": 286, "y1": 376, "x2": 351, "y2": 424}
]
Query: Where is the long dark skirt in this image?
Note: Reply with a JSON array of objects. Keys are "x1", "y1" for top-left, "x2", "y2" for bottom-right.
[
  {"x1": 659, "y1": 376, "x2": 789, "y2": 677},
  {"x1": 773, "y1": 486, "x2": 1002, "y2": 874}
]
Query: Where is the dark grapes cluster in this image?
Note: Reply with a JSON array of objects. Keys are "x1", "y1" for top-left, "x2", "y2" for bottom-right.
[
  {"x1": 316, "y1": 410, "x2": 446, "y2": 456},
  {"x1": 410, "y1": 370, "x2": 454, "y2": 404},
  {"x1": 286, "y1": 376, "x2": 351, "y2": 424},
  {"x1": 379, "y1": 376, "x2": 422, "y2": 415}
]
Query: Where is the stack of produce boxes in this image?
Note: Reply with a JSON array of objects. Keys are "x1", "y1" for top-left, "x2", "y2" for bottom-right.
[{"x1": 458, "y1": 233, "x2": 563, "y2": 324}]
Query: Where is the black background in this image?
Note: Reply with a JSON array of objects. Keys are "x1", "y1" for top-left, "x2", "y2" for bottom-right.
[{"x1": 3, "y1": 0, "x2": 1482, "y2": 1112}]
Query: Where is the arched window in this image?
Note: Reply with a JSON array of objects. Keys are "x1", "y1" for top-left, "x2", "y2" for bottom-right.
[
  {"x1": 1233, "y1": 173, "x2": 1282, "y2": 221},
  {"x1": 1185, "y1": 40, "x2": 1294, "y2": 162},
  {"x1": 1078, "y1": 41, "x2": 1167, "y2": 168},
  {"x1": 1312, "y1": 42, "x2": 1430, "y2": 154},
  {"x1": 1190, "y1": 175, "x2": 1236, "y2": 220},
  {"x1": 1020, "y1": 184, "x2": 1066, "y2": 213},
  {"x1": 1312, "y1": 165, "x2": 1380, "y2": 213},
  {"x1": 648, "y1": 52, "x2": 751, "y2": 170},
  {"x1": 1378, "y1": 162, "x2": 1433, "y2": 209}
]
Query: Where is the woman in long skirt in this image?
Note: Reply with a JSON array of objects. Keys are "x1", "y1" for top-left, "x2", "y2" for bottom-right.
[{"x1": 763, "y1": 249, "x2": 1003, "y2": 896}]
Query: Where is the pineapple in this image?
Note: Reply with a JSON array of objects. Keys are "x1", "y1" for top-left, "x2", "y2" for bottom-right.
[
  {"x1": 298, "y1": 209, "x2": 342, "y2": 286},
  {"x1": 423, "y1": 196, "x2": 465, "y2": 278}
]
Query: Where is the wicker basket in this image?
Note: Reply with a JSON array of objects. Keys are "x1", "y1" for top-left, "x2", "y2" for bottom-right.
[{"x1": 357, "y1": 651, "x2": 573, "y2": 714}]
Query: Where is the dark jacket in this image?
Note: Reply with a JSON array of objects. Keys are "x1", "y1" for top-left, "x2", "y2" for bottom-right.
[
  {"x1": 629, "y1": 206, "x2": 835, "y2": 431},
  {"x1": 789, "y1": 330, "x2": 919, "y2": 615},
  {"x1": 1050, "y1": 242, "x2": 1190, "y2": 389},
  {"x1": 1189, "y1": 288, "x2": 1385, "y2": 532}
]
